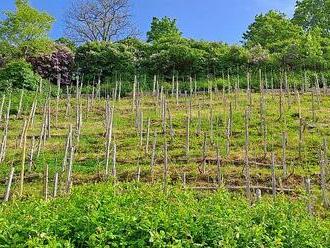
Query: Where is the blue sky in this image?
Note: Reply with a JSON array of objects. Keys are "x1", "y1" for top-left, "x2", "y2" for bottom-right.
[{"x1": 1, "y1": 0, "x2": 296, "y2": 44}]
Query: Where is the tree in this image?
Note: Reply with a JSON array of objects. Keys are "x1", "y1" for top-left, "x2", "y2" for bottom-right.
[
  {"x1": 64, "y1": 0, "x2": 137, "y2": 43},
  {"x1": 0, "y1": 0, "x2": 55, "y2": 57},
  {"x1": 56, "y1": 37, "x2": 77, "y2": 52},
  {"x1": 243, "y1": 11, "x2": 303, "y2": 53},
  {"x1": 147, "y1": 17, "x2": 182, "y2": 42},
  {"x1": 75, "y1": 41, "x2": 136, "y2": 81},
  {"x1": 299, "y1": 28, "x2": 325, "y2": 68},
  {"x1": 293, "y1": 0, "x2": 330, "y2": 37}
]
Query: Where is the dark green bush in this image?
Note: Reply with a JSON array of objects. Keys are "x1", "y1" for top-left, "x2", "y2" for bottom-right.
[{"x1": 0, "y1": 60, "x2": 40, "y2": 91}]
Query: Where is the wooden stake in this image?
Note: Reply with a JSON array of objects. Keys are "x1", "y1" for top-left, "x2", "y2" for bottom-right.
[
  {"x1": 44, "y1": 164, "x2": 49, "y2": 200},
  {"x1": 4, "y1": 167, "x2": 15, "y2": 202},
  {"x1": 19, "y1": 133, "x2": 27, "y2": 197},
  {"x1": 53, "y1": 172, "x2": 59, "y2": 198}
]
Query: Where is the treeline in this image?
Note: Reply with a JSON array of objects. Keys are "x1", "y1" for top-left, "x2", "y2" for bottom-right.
[
  {"x1": 75, "y1": 8, "x2": 329, "y2": 83},
  {"x1": 0, "y1": 0, "x2": 329, "y2": 90}
]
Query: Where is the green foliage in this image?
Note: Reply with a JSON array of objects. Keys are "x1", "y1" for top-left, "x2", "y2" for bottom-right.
[
  {"x1": 148, "y1": 37, "x2": 207, "y2": 76},
  {"x1": 299, "y1": 28, "x2": 325, "y2": 68},
  {"x1": 147, "y1": 16, "x2": 182, "y2": 42},
  {"x1": 74, "y1": 9, "x2": 329, "y2": 81},
  {"x1": 0, "y1": 41, "x2": 20, "y2": 67},
  {"x1": 0, "y1": 0, "x2": 55, "y2": 57},
  {"x1": 56, "y1": 37, "x2": 77, "y2": 52},
  {"x1": 0, "y1": 59, "x2": 40, "y2": 90},
  {"x1": 293, "y1": 0, "x2": 330, "y2": 37},
  {"x1": 0, "y1": 183, "x2": 329, "y2": 247},
  {"x1": 243, "y1": 11, "x2": 303, "y2": 54},
  {"x1": 75, "y1": 41, "x2": 136, "y2": 82}
]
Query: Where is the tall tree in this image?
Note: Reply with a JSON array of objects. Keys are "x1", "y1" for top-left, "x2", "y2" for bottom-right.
[
  {"x1": 64, "y1": 0, "x2": 137, "y2": 43},
  {"x1": 147, "y1": 17, "x2": 182, "y2": 42},
  {"x1": 293, "y1": 0, "x2": 330, "y2": 36},
  {"x1": 0, "y1": 0, "x2": 54, "y2": 57},
  {"x1": 243, "y1": 11, "x2": 303, "y2": 53}
]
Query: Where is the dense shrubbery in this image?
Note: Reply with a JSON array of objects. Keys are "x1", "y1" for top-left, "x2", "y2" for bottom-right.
[
  {"x1": 75, "y1": 33, "x2": 329, "y2": 84},
  {"x1": 0, "y1": 183, "x2": 329, "y2": 247},
  {"x1": 0, "y1": 60, "x2": 40, "y2": 90}
]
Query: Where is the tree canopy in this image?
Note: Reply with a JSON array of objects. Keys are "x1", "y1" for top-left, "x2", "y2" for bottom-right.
[
  {"x1": 0, "y1": 0, "x2": 55, "y2": 57},
  {"x1": 243, "y1": 11, "x2": 303, "y2": 53},
  {"x1": 293, "y1": 0, "x2": 330, "y2": 37},
  {"x1": 147, "y1": 17, "x2": 182, "y2": 42}
]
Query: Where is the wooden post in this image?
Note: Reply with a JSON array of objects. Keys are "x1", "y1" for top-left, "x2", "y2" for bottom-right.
[
  {"x1": 0, "y1": 94, "x2": 5, "y2": 123},
  {"x1": 225, "y1": 108, "x2": 231, "y2": 157},
  {"x1": 320, "y1": 149, "x2": 329, "y2": 208},
  {"x1": 311, "y1": 91, "x2": 316, "y2": 123},
  {"x1": 140, "y1": 111, "x2": 144, "y2": 146},
  {"x1": 65, "y1": 86, "x2": 71, "y2": 118},
  {"x1": 19, "y1": 133, "x2": 27, "y2": 197},
  {"x1": 171, "y1": 74, "x2": 175, "y2": 97},
  {"x1": 19, "y1": 119, "x2": 28, "y2": 148},
  {"x1": 112, "y1": 143, "x2": 117, "y2": 178},
  {"x1": 297, "y1": 92, "x2": 303, "y2": 161},
  {"x1": 162, "y1": 142, "x2": 168, "y2": 192},
  {"x1": 145, "y1": 118, "x2": 151, "y2": 154},
  {"x1": 150, "y1": 131, "x2": 157, "y2": 182},
  {"x1": 118, "y1": 79, "x2": 122, "y2": 101},
  {"x1": 305, "y1": 177, "x2": 313, "y2": 215},
  {"x1": 46, "y1": 98, "x2": 51, "y2": 138},
  {"x1": 271, "y1": 152, "x2": 276, "y2": 198},
  {"x1": 244, "y1": 108, "x2": 252, "y2": 203},
  {"x1": 0, "y1": 97, "x2": 11, "y2": 162},
  {"x1": 53, "y1": 172, "x2": 59, "y2": 198},
  {"x1": 105, "y1": 106, "x2": 114, "y2": 176},
  {"x1": 136, "y1": 163, "x2": 141, "y2": 182},
  {"x1": 176, "y1": 75, "x2": 179, "y2": 105},
  {"x1": 209, "y1": 107, "x2": 214, "y2": 144},
  {"x1": 30, "y1": 96, "x2": 38, "y2": 128},
  {"x1": 28, "y1": 136, "x2": 35, "y2": 172},
  {"x1": 183, "y1": 172, "x2": 187, "y2": 188},
  {"x1": 216, "y1": 143, "x2": 222, "y2": 185},
  {"x1": 4, "y1": 167, "x2": 15, "y2": 202},
  {"x1": 62, "y1": 125, "x2": 73, "y2": 172},
  {"x1": 256, "y1": 189, "x2": 262, "y2": 201},
  {"x1": 133, "y1": 75, "x2": 137, "y2": 111},
  {"x1": 55, "y1": 73, "x2": 61, "y2": 127},
  {"x1": 282, "y1": 131, "x2": 287, "y2": 177},
  {"x1": 66, "y1": 146, "x2": 75, "y2": 194},
  {"x1": 152, "y1": 75, "x2": 156, "y2": 96},
  {"x1": 167, "y1": 106, "x2": 174, "y2": 138},
  {"x1": 17, "y1": 89, "x2": 24, "y2": 118},
  {"x1": 185, "y1": 116, "x2": 190, "y2": 159},
  {"x1": 202, "y1": 132, "x2": 207, "y2": 174},
  {"x1": 44, "y1": 164, "x2": 49, "y2": 201}
]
